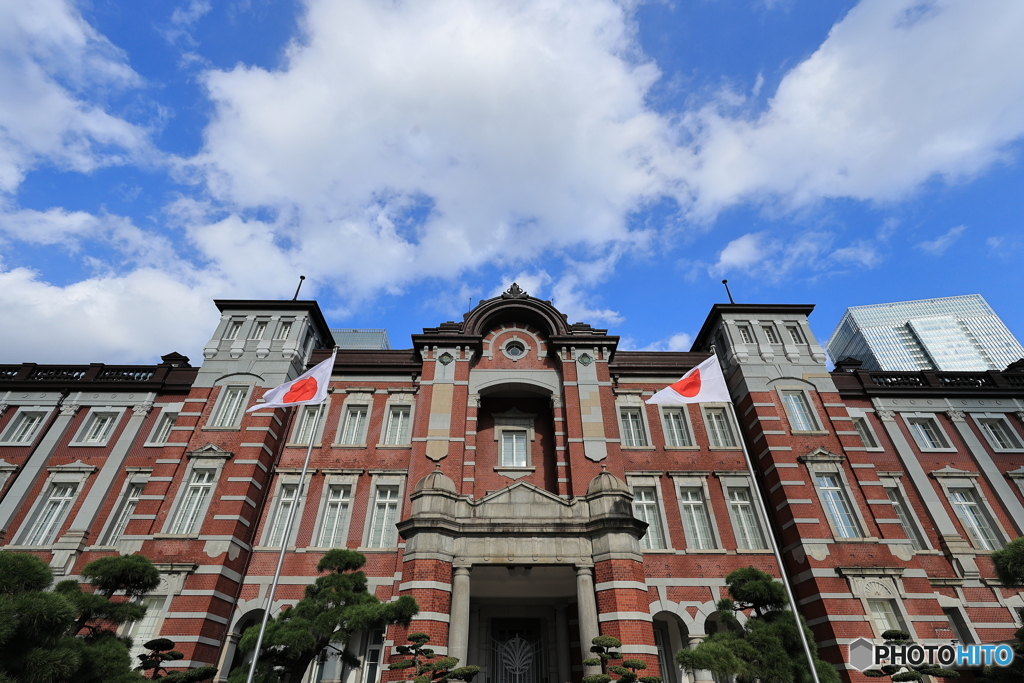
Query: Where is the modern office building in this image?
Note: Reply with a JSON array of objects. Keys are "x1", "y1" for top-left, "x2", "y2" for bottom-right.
[
  {"x1": 2, "y1": 288, "x2": 1023, "y2": 683},
  {"x1": 826, "y1": 294, "x2": 1024, "y2": 372}
]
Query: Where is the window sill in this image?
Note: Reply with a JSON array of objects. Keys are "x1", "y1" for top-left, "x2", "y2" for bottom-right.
[
  {"x1": 989, "y1": 448, "x2": 1024, "y2": 453},
  {"x1": 735, "y1": 548, "x2": 774, "y2": 554},
  {"x1": 375, "y1": 444, "x2": 412, "y2": 449},
  {"x1": 0, "y1": 443, "x2": 33, "y2": 448},
  {"x1": 69, "y1": 442, "x2": 112, "y2": 448},
  {"x1": 151, "y1": 533, "x2": 200, "y2": 540},
  {"x1": 682, "y1": 548, "x2": 727, "y2": 554},
  {"x1": 202, "y1": 426, "x2": 241, "y2": 432},
  {"x1": 708, "y1": 446, "x2": 742, "y2": 451},
  {"x1": 331, "y1": 443, "x2": 368, "y2": 449},
  {"x1": 663, "y1": 446, "x2": 700, "y2": 451},
  {"x1": 833, "y1": 537, "x2": 880, "y2": 544},
  {"x1": 790, "y1": 430, "x2": 830, "y2": 436},
  {"x1": 356, "y1": 546, "x2": 398, "y2": 553},
  {"x1": 913, "y1": 446, "x2": 957, "y2": 453},
  {"x1": 285, "y1": 443, "x2": 322, "y2": 449},
  {"x1": 620, "y1": 446, "x2": 655, "y2": 451},
  {"x1": 640, "y1": 548, "x2": 675, "y2": 554},
  {"x1": 495, "y1": 466, "x2": 535, "y2": 480}
]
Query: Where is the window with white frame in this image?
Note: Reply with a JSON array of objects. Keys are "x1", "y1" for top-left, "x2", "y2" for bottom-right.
[
  {"x1": 0, "y1": 409, "x2": 47, "y2": 444},
  {"x1": 250, "y1": 320, "x2": 268, "y2": 340},
  {"x1": 885, "y1": 486, "x2": 926, "y2": 551},
  {"x1": 383, "y1": 405, "x2": 411, "y2": 446},
  {"x1": 678, "y1": 487, "x2": 716, "y2": 549},
  {"x1": 102, "y1": 482, "x2": 145, "y2": 546},
  {"x1": 170, "y1": 468, "x2": 215, "y2": 534},
  {"x1": 786, "y1": 326, "x2": 804, "y2": 344},
  {"x1": 367, "y1": 485, "x2": 399, "y2": 548},
  {"x1": 75, "y1": 411, "x2": 118, "y2": 445},
  {"x1": 868, "y1": 598, "x2": 905, "y2": 634},
  {"x1": 274, "y1": 320, "x2": 293, "y2": 340},
  {"x1": 727, "y1": 487, "x2": 767, "y2": 549},
  {"x1": 661, "y1": 408, "x2": 693, "y2": 448},
  {"x1": 362, "y1": 629, "x2": 386, "y2": 683},
  {"x1": 906, "y1": 416, "x2": 950, "y2": 450},
  {"x1": 317, "y1": 484, "x2": 352, "y2": 547},
  {"x1": 224, "y1": 320, "x2": 243, "y2": 340},
  {"x1": 703, "y1": 407, "x2": 737, "y2": 448},
  {"x1": 780, "y1": 390, "x2": 818, "y2": 432},
  {"x1": 948, "y1": 487, "x2": 1003, "y2": 550},
  {"x1": 619, "y1": 407, "x2": 648, "y2": 447},
  {"x1": 815, "y1": 471, "x2": 862, "y2": 538},
  {"x1": 125, "y1": 595, "x2": 167, "y2": 663},
  {"x1": 631, "y1": 486, "x2": 667, "y2": 550},
  {"x1": 149, "y1": 411, "x2": 178, "y2": 445},
  {"x1": 293, "y1": 406, "x2": 322, "y2": 445},
  {"x1": 339, "y1": 405, "x2": 369, "y2": 445},
  {"x1": 210, "y1": 386, "x2": 248, "y2": 428},
  {"x1": 500, "y1": 429, "x2": 528, "y2": 467},
  {"x1": 265, "y1": 483, "x2": 299, "y2": 547},
  {"x1": 736, "y1": 325, "x2": 754, "y2": 344},
  {"x1": 852, "y1": 417, "x2": 879, "y2": 449},
  {"x1": 975, "y1": 416, "x2": 1023, "y2": 451},
  {"x1": 761, "y1": 325, "x2": 780, "y2": 344},
  {"x1": 21, "y1": 482, "x2": 78, "y2": 545}
]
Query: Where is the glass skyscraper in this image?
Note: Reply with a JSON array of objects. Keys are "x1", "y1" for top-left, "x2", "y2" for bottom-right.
[{"x1": 826, "y1": 294, "x2": 1024, "y2": 372}]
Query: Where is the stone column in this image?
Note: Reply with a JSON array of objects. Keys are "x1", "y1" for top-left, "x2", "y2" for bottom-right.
[
  {"x1": 687, "y1": 635, "x2": 714, "y2": 683},
  {"x1": 576, "y1": 566, "x2": 601, "y2": 676},
  {"x1": 213, "y1": 633, "x2": 240, "y2": 682},
  {"x1": 555, "y1": 603, "x2": 572, "y2": 683},
  {"x1": 449, "y1": 566, "x2": 472, "y2": 665}
]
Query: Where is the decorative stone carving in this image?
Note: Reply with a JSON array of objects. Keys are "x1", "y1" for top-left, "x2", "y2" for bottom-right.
[
  {"x1": 59, "y1": 402, "x2": 80, "y2": 416},
  {"x1": 945, "y1": 409, "x2": 966, "y2": 422},
  {"x1": 862, "y1": 580, "x2": 893, "y2": 597},
  {"x1": 132, "y1": 401, "x2": 154, "y2": 416},
  {"x1": 0, "y1": 403, "x2": 8, "y2": 416},
  {"x1": 875, "y1": 409, "x2": 896, "y2": 421},
  {"x1": 501, "y1": 282, "x2": 529, "y2": 299}
]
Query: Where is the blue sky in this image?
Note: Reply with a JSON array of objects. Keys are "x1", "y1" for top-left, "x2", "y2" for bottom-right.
[{"x1": 2, "y1": 0, "x2": 1023, "y2": 364}]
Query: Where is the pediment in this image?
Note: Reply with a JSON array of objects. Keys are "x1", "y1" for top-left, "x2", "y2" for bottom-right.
[
  {"x1": 471, "y1": 480, "x2": 573, "y2": 511},
  {"x1": 798, "y1": 447, "x2": 844, "y2": 463},
  {"x1": 186, "y1": 443, "x2": 234, "y2": 459}
]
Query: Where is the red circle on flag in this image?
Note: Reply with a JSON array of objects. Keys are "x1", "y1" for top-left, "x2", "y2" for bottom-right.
[
  {"x1": 671, "y1": 369, "x2": 702, "y2": 398},
  {"x1": 283, "y1": 377, "x2": 318, "y2": 403}
]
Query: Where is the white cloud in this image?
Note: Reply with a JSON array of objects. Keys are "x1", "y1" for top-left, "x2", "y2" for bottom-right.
[
  {"x1": 640, "y1": 332, "x2": 692, "y2": 352},
  {"x1": 679, "y1": 0, "x2": 1024, "y2": 216},
  {"x1": 711, "y1": 232, "x2": 775, "y2": 275},
  {"x1": 6, "y1": 0, "x2": 1024, "y2": 363},
  {"x1": 916, "y1": 224, "x2": 966, "y2": 255},
  {"x1": 0, "y1": 0, "x2": 149, "y2": 193},
  {"x1": 164, "y1": 0, "x2": 212, "y2": 45},
  {"x1": 0, "y1": 262, "x2": 218, "y2": 364}
]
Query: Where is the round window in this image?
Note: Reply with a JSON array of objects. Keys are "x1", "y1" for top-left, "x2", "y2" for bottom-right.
[{"x1": 504, "y1": 341, "x2": 526, "y2": 358}]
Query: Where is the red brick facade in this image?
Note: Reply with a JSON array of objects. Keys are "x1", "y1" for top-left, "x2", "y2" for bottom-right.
[{"x1": 1, "y1": 295, "x2": 1022, "y2": 683}]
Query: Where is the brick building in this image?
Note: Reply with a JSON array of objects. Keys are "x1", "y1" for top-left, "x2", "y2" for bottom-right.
[{"x1": 1, "y1": 287, "x2": 1022, "y2": 683}]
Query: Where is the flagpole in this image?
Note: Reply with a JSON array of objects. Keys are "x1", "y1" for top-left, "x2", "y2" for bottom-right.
[
  {"x1": 721, "y1": 365, "x2": 823, "y2": 683},
  {"x1": 245, "y1": 400, "x2": 324, "y2": 683}
]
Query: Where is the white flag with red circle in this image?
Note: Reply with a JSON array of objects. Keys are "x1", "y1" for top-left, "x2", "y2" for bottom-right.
[
  {"x1": 246, "y1": 352, "x2": 336, "y2": 412},
  {"x1": 646, "y1": 355, "x2": 731, "y2": 405}
]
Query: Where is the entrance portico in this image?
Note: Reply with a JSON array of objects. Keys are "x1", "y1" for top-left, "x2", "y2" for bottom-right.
[{"x1": 395, "y1": 469, "x2": 653, "y2": 683}]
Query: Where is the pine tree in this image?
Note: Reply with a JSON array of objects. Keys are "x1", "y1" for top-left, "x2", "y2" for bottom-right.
[
  {"x1": 388, "y1": 632, "x2": 480, "y2": 683},
  {"x1": 675, "y1": 567, "x2": 840, "y2": 683},
  {"x1": 0, "y1": 552, "x2": 163, "y2": 683},
  {"x1": 229, "y1": 549, "x2": 419, "y2": 683}
]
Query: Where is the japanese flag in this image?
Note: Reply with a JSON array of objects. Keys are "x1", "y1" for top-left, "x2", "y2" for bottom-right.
[
  {"x1": 646, "y1": 355, "x2": 731, "y2": 405},
  {"x1": 246, "y1": 352, "x2": 336, "y2": 412}
]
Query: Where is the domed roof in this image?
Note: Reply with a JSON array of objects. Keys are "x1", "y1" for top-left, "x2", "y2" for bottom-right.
[
  {"x1": 586, "y1": 468, "x2": 629, "y2": 495},
  {"x1": 414, "y1": 468, "x2": 457, "y2": 493}
]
